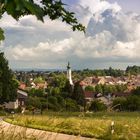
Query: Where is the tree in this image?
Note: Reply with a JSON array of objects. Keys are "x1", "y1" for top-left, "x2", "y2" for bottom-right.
[
  {"x1": 89, "y1": 100, "x2": 107, "y2": 112},
  {"x1": 112, "y1": 97, "x2": 127, "y2": 111},
  {"x1": 34, "y1": 76, "x2": 45, "y2": 84},
  {"x1": 65, "y1": 98, "x2": 79, "y2": 112},
  {"x1": 132, "y1": 86, "x2": 140, "y2": 96},
  {"x1": 28, "y1": 88, "x2": 45, "y2": 97},
  {"x1": 72, "y1": 81, "x2": 86, "y2": 107},
  {"x1": 85, "y1": 85, "x2": 95, "y2": 92},
  {"x1": 0, "y1": 52, "x2": 18, "y2": 104},
  {"x1": 0, "y1": 0, "x2": 85, "y2": 41},
  {"x1": 95, "y1": 84, "x2": 103, "y2": 94},
  {"x1": 126, "y1": 95, "x2": 140, "y2": 111}
]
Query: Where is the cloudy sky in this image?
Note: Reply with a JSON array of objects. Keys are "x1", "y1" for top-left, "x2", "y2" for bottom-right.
[{"x1": 0, "y1": 0, "x2": 140, "y2": 70}]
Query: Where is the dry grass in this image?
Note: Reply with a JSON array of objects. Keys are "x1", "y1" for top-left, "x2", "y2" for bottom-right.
[{"x1": 4, "y1": 112, "x2": 140, "y2": 140}]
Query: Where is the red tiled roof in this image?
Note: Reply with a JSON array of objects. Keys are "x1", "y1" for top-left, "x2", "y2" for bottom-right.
[
  {"x1": 19, "y1": 83, "x2": 26, "y2": 90},
  {"x1": 79, "y1": 81, "x2": 87, "y2": 86},
  {"x1": 84, "y1": 91, "x2": 95, "y2": 98},
  {"x1": 113, "y1": 92, "x2": 132, "y2": 97}
]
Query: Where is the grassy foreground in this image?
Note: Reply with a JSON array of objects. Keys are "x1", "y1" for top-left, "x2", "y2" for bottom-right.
[{"x1": 5, "y1": 112, "x2": 140, "y2": 140}]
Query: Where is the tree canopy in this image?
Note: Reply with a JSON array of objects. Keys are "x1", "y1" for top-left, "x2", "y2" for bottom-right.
[
  {"x1": 0, "y1": 52, "x2": 19, "y2": 104},
  {"x1": 0, "y1": 0, "x2": 85, "y2": 41}
]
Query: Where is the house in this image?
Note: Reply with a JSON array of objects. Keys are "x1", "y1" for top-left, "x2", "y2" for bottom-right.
[
  {"x1": 97, "y1": 96, "x2": 111, "y2": 106},
  {"x1": 84, "y1": 91, "x2": 96, "y2": 102},
  {"x1": 113, "y1": 92, "x2": 132, "y2": 97},
  {"x1": 4, "y1": 90, "x2": 28, "y2": 110},
  {"x1": 80, "y1": 76, "x2": 106, "y2": 87},
  {"x1": 19, "y1": 82, "x2": 26, "y2": 90},
  {"x1": 36, "y1": 82, "x2": 48, "y2": 89},
  {"x1": 4, "y1": 100, "x2": 19, "y2": 110},
  {"x1": 17, "y1": 90, "x2": 28, "y2": 107}
]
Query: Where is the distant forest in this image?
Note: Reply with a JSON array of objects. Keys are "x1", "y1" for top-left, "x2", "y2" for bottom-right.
[{"x1": 73, "y1": 66, "x2": 140, "y2": 77}]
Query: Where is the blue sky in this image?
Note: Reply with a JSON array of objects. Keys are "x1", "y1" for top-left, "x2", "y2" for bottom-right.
[{"x1": 0, "y1": 0, "x2": 140, "y2": 70}]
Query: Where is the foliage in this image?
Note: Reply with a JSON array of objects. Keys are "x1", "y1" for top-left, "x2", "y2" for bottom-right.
[
  {"x1": 53, "y1": 73, "x2": 67, "y2": 89},
  {"x1": 0, "y1": 52, "x2": 18, "y2": 104},
  {"x1": 112, "y1": 97, "x2": 127, "y2": 111},
  {"x1": 26, "y1": 96, "x2": 42, "y2": 109},
  {"x1": 85, "y1": 85, "x2": 95, "y2": 92},
  {"x1": 113, "y1": 95, "x2": 140, "y2": 111},
  {"x1": 0, "y1": 0, "x2": 85, "y2": 41},
  {"x1": 94, "y1": 84, "x2": 127, "y2": 95},
  {"x1": 72, "y1": 81, "x2": 86, "y2": 107},
  {"x1": 132, "y1": 86, "x2": 140, "y2": 96},
  {"x1": 89, "y1": 100, "x2": 107, "y2": 112},
  {"x1": 95, "y1": 84, "x2": 103, "y2": 94},
  {"x1": 65, "y1": 98, "x2": 79, "y2": 111},
  {"x1": 33, "y1": 76, "x2": 45, "y2": 84},
  {"x1": 0, "y1": 28, "x2": 4, "y2": 41},
  {"x1": 75, "y1": 67, "x2": 124, "y2": 77},
  {"x1": 28, "y1": 88, "x2": 45, "y2": 97},
  {"x1": 126, "y1": 95, "x2": 140, "y2": 111},
  {"x1": 126, "y1": 65, "x2": 140, "y2": 75}
]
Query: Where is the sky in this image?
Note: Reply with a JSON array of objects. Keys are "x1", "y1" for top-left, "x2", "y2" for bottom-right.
[{"x1": 0, "y1": 0, "x2": 140, "y2": 70}]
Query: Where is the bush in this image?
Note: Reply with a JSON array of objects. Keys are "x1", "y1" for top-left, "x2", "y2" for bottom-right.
[
  {"x1": 126, "y1": 95, "x2": 140, "y2": 111},
  {"x1": 65, "y1": 98, "x2": 80, "y2": 112},
  {"x1": 113, "y1": 95, "x2": 140, "y2": 111},
  {"x1": 89, "y1": 100, "x2": 107, "y2": 112},
  {"x1": 112, "y1": 97, "x2": 127, "y2": 111}
]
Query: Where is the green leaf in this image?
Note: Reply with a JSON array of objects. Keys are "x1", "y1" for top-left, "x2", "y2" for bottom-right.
[
  {"x1": 0, "y1": 28, "x2": 5, "y2": 41},
  {"x1": 23, "y1": 0, "x2": 44, "y2": 21}
]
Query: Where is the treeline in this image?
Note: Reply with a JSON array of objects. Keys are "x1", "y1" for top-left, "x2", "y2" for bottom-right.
[
  {"x1": 126, "y1": 66, "x2": 140, "y2": 75},
  {"x1": 85, "y1": 84, "x2": 127, "y2": 95},
  {"x1": 74, "y1": 67, "x2": 124, "y2": 78},
  {"x1": 73, "y1": 66, "x2": 140, "y2": 78}
]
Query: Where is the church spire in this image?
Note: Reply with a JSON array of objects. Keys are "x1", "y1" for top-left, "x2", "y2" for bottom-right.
[
  {"x1": 67, "y1": 62, "x2": 70, "y2": 69},
  {"x1": 67, "y1": 62, "x2": 73, "y2": 85}
]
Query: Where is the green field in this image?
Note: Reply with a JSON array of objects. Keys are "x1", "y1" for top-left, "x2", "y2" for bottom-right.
[{"x1": 5, "y1": 112, "x2": 140, "y2": 140}]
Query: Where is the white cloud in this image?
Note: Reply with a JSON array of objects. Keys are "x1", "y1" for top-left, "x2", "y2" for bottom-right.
[
  {"x1": 1, "y1": 0, "x2": 140, "y2": 69},
  {"x1": 80, "y1": 0, "x2": 121, "y2": 14}
]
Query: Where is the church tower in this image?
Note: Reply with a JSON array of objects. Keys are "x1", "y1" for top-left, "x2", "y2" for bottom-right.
[{"x1": 67, "y1": 62, "x2": 73, "y2": 85}]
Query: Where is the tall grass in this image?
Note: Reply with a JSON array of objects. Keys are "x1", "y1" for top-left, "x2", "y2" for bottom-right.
[{"x1": 5, "y1": 112, "x2": 140, "y2": 139}]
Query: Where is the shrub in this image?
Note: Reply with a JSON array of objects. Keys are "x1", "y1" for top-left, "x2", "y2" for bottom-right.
[
  {"x1": 89, "y1": 100, "x2": 107, "y2": 112},
  {"x1": 112, "y1": 97, "x2": 127, "y2": 111}
]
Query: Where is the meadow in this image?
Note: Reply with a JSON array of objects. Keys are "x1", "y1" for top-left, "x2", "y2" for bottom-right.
[{"x1": 5, "y1": 112, "x2": 140, "y2": 140}]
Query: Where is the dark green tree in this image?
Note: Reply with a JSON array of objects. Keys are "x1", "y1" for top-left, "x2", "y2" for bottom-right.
[
  {"x1": 28, "y1": 88, "x2": 45, "y2": 97},
  {"x1": 85, "y1": 85, "x2": 95, "y2": 92},
  {"x1": 126, "y1": 95, "x2": 140, "y2": 111},
  {"x1": 95, "y1": 84, "x2": 103, "y2": 94},
  {"x1": 72, "y1": 81, "x2": 86, "y2": 107},
  {"x1": 0, "y1": 0, "x2": 85, "y2": 41},
  {"x1": 0, "y1": 52, "x2": 18, "y2": 103},
  {"x1": 89, "y1": 100, "x2": 107, "y2": 112},
  {"x1": 132, "y1": 86, "x2": 140, "y2": 96},
  {"x1": 112, "y1": 97, "x2": 127, "y2": 111},
  {"x1": 65, "y1": 98, "x2": 79, "y2": 112}
]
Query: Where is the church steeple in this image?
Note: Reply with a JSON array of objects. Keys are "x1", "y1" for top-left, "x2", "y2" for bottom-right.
[
  {"x1": 67, "y1": 62, "x2": 70, "y2": 69},
  {"x1": 67, "y1": 62, "x2": 73, "y2": 85}
]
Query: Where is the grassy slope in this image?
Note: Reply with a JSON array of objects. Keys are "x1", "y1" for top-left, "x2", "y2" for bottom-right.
[{"x1": 5, "y1": 112, "x2": 140, "y2": 140}]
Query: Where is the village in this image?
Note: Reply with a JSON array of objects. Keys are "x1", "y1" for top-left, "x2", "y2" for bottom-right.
[{"x1": 3, "y1": 64, "x2": 139, "y2": 112}]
